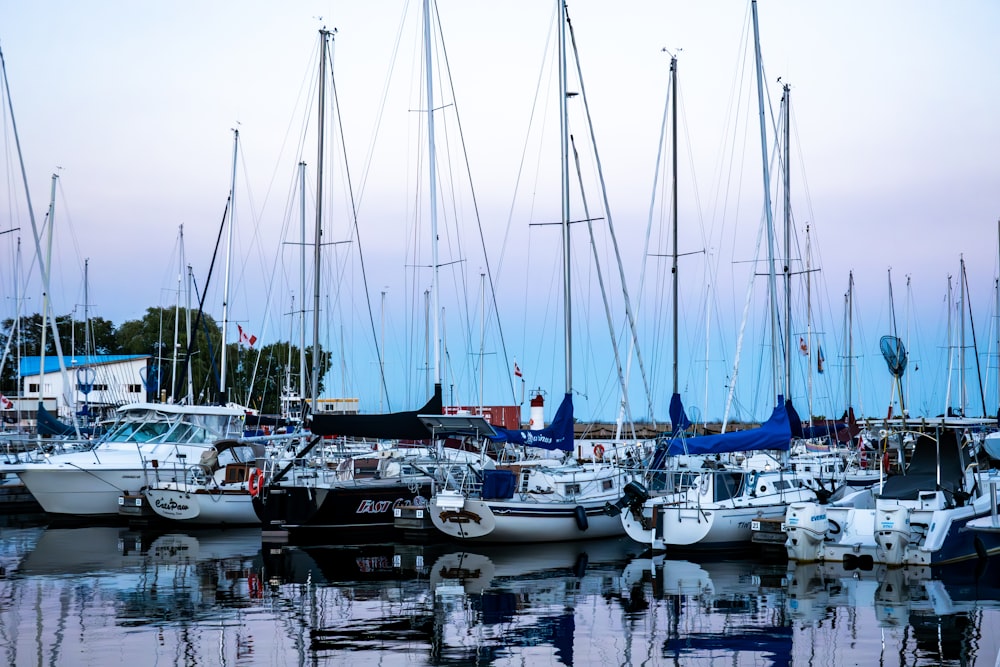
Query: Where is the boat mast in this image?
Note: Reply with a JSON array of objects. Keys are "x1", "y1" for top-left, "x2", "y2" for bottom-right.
[
  {"x1": 781, "y1": 82, "x2": 792, "y2": 402},
  {"x1": 670, "y1": 55, "x2": 679, "y2": 400},
  {"x1": 185, "y1": 264, "x2": 194, "y2": 403},
  {"x1": 959, "y1": 255, "x2": 967, "y2": 416},
  {"x1": 846, "y1": 270, "x2": 854, "y2": 410},
  {"x1": 805, "y1": 224, "x2": 814, "y2": 422},
  {"x1": 559, "y1": 0, "x2": 572, "y2": 395},
  {"x1": 37, "y1": 174, "x2": 57, "y2": 437},
  {"x1": 171, "y1": 225, "x2": 182, "y2": 403},
  {"x1": 219, "y1": 128, "x2": 239, "y2": 404},
  {"x1": 311, "y1": 29, "x2": 332, "y2": 414},
  {"x1": 298, "y1": 160, "x2": 307, "y2": 414},
  {"x1": 945, "y1": 273, "x2": 953, "y2": 415},
  {"x1": 751, "y1": 0, "x2": 781, "y2": 401},
  {"x1": 423, "y1": 0, "x2": 442, "y2": 394}
]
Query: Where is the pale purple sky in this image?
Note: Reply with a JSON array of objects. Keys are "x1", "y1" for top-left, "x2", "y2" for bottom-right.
[{"x1": 1, "y1": 1, "x2": 998, "y2": 423}]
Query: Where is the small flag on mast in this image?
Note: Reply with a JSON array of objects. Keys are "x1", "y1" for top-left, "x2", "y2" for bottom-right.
[
  {"x1": 513, "y1": 362, "x2": 523, "y2": 378},
  {"x1": 817, "y1": 346, "x2": 825, "y2": 374},
  {"x1": 238, "y1": 324, "x2": 258, "y2": 348},
  {"x1": 799, "y1": 337, "x2": 809, "y2": 356}
]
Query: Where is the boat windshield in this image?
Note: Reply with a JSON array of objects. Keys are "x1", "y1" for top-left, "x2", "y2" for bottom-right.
[
  {"x1": 103, "y1": 410, "x2": 243, "y2": 444},
  {"x1": 104, "y1": 418, "x2": 174, "y2": 443}
]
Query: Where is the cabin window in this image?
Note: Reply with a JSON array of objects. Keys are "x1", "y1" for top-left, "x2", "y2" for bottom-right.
[
  {"x1": 714, "y1": 473, "x2": 743, "y2": 502},
  {"x1": 28, "y1": 384, "x2": 39, "y2": 393},
  {"x1": 126, "y1": 384, "x2": 142, "y2": 393},
  {"x1": 602, "y1": 479, "x2": 615, "y2": 491},
  {"x1": 565, "y1": 483, "x2": 581, "y2": 496}
]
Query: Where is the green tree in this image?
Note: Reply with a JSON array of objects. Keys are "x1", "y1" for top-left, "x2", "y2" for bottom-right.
[
  {"x1": 226, "y1": 340, "x2": 330, "y2": 414},
  {"x1": 116, "y1": 306, "x2": 222, "y2": 403}
]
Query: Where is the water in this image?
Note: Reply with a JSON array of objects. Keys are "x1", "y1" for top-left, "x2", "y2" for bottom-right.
[{"x1": 2, "y1": 514, "x2": 1000, "y2": 666}]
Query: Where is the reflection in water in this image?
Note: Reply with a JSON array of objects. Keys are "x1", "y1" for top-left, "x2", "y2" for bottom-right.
[{"x1": 2, "y1": 519, "x2": 1000, "y2": 665}]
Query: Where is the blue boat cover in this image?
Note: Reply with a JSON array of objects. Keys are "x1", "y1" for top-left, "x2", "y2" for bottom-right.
[
  {"x1": 665, "y1": 396, "x2": 792, "y2": 456},
  {"x1": 481, "y1": 469, "x2": 517, "y2": 499},
  {"x1": 669, "y1": 392, "x2": 692, "y2": 434},
  {"x1": 489, "y1": 392, "x2": 574, "y2": 451}
]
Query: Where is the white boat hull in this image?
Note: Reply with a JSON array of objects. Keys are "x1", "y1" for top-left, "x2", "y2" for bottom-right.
[
  {"x1": 430, "y1": 496, "x2": 624, "y2": 543},
  {"x1": 145, "y1": 487, "x2": 259, "y2": 525},
  {"x1": 623, "y1": 501, "x2": 796, "y2": 550},
  {"x1": 18, "y1": 465, "x2": 152, "y2": 516}
]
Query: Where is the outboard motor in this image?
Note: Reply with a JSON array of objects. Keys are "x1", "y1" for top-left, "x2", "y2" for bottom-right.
[
  {"x1": 604, "y1": 481, "x2": 649, "y2": 516},
  {"x1": 874, "y1": 505, "x2": 910, "y2": 566},
  {"x1": 785, "y1": 501, "x2": 829, "y2": 563}
]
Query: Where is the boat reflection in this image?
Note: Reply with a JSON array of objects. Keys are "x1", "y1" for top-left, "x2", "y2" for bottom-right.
[
  {"x1": 6, "y1": 522, "x2": 1000, "y2": 666},
  {"x1": 786, "y1": 559, "x2": 1000, "y2": 665},
  {"x1": 262, "y1": 537, "x2": 641, "y2": 664},
  {"x1": 14, "y1": 525, "x2": 264, "y2": 623},
  {"x1": 619, "y1": 554, "x2": 793, "y2": 666}
]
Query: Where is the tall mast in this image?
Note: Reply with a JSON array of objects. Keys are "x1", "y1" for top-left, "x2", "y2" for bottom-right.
[
  {"x1": 945, "y1": 273, "x2": 953, "y2": 414},
  {"x1": 311, "y1": 29, "x2": 332, "y2": 412},
  {"x1": 185, "y1": 264, "x2": 194, "y2": 403},
  {"x1": 846, "y1": 271, "x2": 854, "y2": 410},
  {"x1": 959, "y1": 255, "x2": 967, "y2": 415},
  {"x1": 805, "y1": 225, "x2": 814, "y2": 421},
  {"x1": 219, "y1": 128, "x2": 239, "y2": 403},
  {"x1": 751, "y1": 0, "x2": 780, "y2": 400},
  {"x1": 781, "y1": 83, "x2": 792, "y2": 401},
  {"x1": 171, "y1": 226, "x2": 182, "y2": 402},
  {"x1": 559, "y1": 0, "x2": 572, "y2": 394},
  {"x1": 670, "y1": 55, "x2": 679, "y2": 397},
  {"x1": 83, "y1": 257, "x2": 90, "y2": 357},
  {"x1": 423, "y1": 0, "x2": 442, "y2": 392},
  {"x1": 37, "y1": 174, "x2": 58, "y2": 434},
  {"x1": 298, "y1": 160, "x2": 307, "y2": 411}
]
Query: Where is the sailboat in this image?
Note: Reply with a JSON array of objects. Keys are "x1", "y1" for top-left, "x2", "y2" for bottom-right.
[
  {"x1": 250, "y1": 17, "x2": 494, "y2": 541},
  {"x1": 609, "y1": 1, "x2": 853, "y2": 553},
  {"x1": 427, "y1": 0, "x2": 638, "y2": 544}
]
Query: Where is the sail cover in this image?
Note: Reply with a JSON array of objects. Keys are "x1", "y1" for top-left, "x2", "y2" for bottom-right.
[
  {"x1": 665, "y1": 396, "x2": 792, "y2": 456},
  {"x1": 489, "y1": 392, "x2": 574, "y2": 452},
  {"x1": 669, "y1": 392, "x2": 692, "y2": 434},
  {"x1": 308, "y1": 385, "x2": 442, "y2": 440},
  {"x1": 36, "y1": 404, "x2": 93, "y2": 437}
]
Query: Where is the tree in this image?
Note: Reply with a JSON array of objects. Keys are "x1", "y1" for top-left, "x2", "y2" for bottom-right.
[
  {"x1": 226, "y1": 341, "x2": 331, "y2": 414},
  {"x1": 116, "y1": 306, "x2": 222, "y2": 403}
]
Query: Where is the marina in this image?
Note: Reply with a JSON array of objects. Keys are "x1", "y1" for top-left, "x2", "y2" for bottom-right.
[{"x1": 1, "y1": 1, "x2": 999, "y2": 664}]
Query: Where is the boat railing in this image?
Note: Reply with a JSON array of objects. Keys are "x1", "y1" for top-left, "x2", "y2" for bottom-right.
[{"x1": 2, "y1": 434, "x2": 99, "y2": 463}]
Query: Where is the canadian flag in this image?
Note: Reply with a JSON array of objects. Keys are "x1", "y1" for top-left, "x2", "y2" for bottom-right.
[
  {"x1": 514, "y1": 362, "x2": 523, "y2": 378},
  {"x1": 799, "y1": 337, "x2": 809, "y2": 356},
  {"x1": 238, "y1": 324, "x2": 258, "y2": 348},
  {"x1": 0, "y1": 394, "x2": 12, "y2": 410}
]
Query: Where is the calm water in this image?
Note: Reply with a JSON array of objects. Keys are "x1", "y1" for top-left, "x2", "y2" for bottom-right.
[{"x1": 1, "y1": 514, "x2": 999, "y2": 666}]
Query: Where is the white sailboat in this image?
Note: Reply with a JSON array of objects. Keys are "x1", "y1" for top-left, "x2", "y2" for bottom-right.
[
  {"x1": 610, "y1": 1, "x2": 853, "y2": 553},
  {"x1": 428, "y1": 0, "x2": 637, "y2": 544}
]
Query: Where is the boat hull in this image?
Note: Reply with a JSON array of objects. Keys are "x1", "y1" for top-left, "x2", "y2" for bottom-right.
[
  {"x1": 430, "y1": 496, "x2": 624, "y2": 543},
  {"x1": 253, "y1": 479, "x2": 434, "y2": 542},
  {"x1": 17, "y1": 465, "x2": 152, "y2": 516},
  {"x1": 623, "y1": 501, "x2": 795, "y2": 551},
  {"x1": 145, "y1": 487, "x2": 259, "y2": 525}
]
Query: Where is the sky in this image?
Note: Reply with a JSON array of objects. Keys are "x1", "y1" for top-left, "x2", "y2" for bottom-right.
[{"x1": 0, "y1": 1, "x2": 998, "y2": 425}]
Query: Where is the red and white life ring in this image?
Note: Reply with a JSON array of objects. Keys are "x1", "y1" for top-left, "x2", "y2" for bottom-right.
[
  {"x1": 248, "y1": 468, "x2": 265, "y2": 497},
  {"x1": 593, "y1": 444, "x2": 605, "y2": 461}
]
